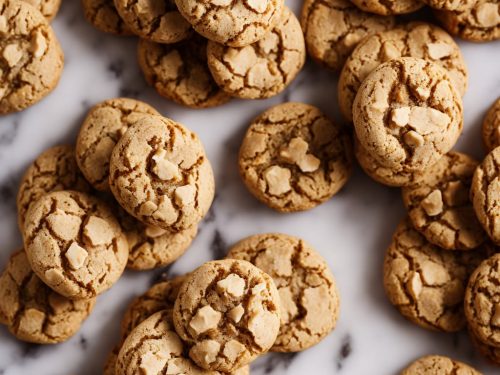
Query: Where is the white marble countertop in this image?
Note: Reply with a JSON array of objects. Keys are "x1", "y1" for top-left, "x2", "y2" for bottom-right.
[{"x1": 0, "y1": 2, "x2": 500, "y2": 375}]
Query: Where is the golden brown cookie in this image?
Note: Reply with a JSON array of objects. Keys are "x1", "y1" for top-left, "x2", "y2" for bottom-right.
[
  {"x1": 175, "y1": 0, "x2": 284, "y2": 47},
  {"x1": 239, "y1": 102, "x2": 352, "y2": 212},
  {"x1": 483, "y1": 98, "x2": 500, "y2": 152},
  {"x1": 349, "y1": 0, "x2": 423, "y2": 15},
  {"x1": 0, "y1": 250, "x2": 95, "y2": 344},
  {"x1": 353, "y1": 57, "x2": 463, "y2": 172},
  {"x1": 109, "y1": 115, "x2": 215, "y2": 232},
  {"x1": 227, "y1": 233, "x2": 340, "y2": 352},
  {"x1": 471, "y1": 146, "x2": 500, "y2": 245},
  {"x1": 173, "y1": 259, "x2": 281, "y2": 372},
  {"x1": 300, "y1": 0, "x2": 395, "y2": 71},
  {"x1": 402, "y1": 152, "x2": 486, "y2": 250},
  {"x1": 16, "y1": 145, "x2": 91, "y2": 231},
  {"x1": 76, "y1": 98, "x2": 160, "y2": 192},
  {"x1": 206, "y1": 7, "x2": 305, "y2": 100},
  {"x1": 23, "y1": 190, "x2": 129, "y2": 299},
  {"x1": 338, "y1": 22, "x2": 467, "y2": 122},
  {"x1": 435, "y1": 0, "x2": 500, "y2": 42},
  {"x1": 24, "y1": 0, "x2": 61, "y2": 20},
  {"x1": 138, "y1": 35, "x2": 230, "y2": 109},
  {"x1": 421, "y1": 0, "x2": 478, "y2": 10},
  {"x1": 114, "y1": 0, "x2": 192, "y2": 43},
  {"x1": 82, "y1": 0, "x2": 132, "y2": 36},
  {"x1": 400, "y1": 355, "x2": 481, "y2": 374},
  {"x1": 0, "y1": 0, "x2": 64, "y2": 114}
]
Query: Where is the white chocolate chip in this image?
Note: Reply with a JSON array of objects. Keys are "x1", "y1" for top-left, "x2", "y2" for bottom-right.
[
  {"x1": 139, "y1": 351, "x2": 169, "y2": 375},
  {"x1": 381, "y1": 41, "x2": 400, "y2": 61},
  {"x1": 160, "y1": 50, "x2": 183, "y2": 79},
  {"x1": 2, "y1": 44, "x2": 23, "y2": 67},
  {"x1": 228, "y1": 304, "x2": 245, "y2": 323},
  {"x1": 391, "y1": 107, "x2": 411, "y2": 127},
  {"x1": 245, "y1": 0, "x2": 268, "y2": 13},
  {"x1": 65, "y1": 242, "x2": 88, "y2": 270},
  {"x1": 46, "y1": 210, "x2": 82, "y2": 241},
  {"x1": 407, "y1": 271, "x2": 423, "y2": 299},
  {"x1": 154, "y1": 196, "x2": 178, "y2": 224},
  {"x1": 420, "y1": 260, "x2": 450, "y2": 285},
  {"x1": 264, "y1": 166, "x2": 291, "y2": 196},
  {"x1": 247, "y1": 306, "x2": 279, "y2": 349},
  {"x1": 403, "y1": 130, "x2": 425, "y2": 148},
  {"x1": 427, "y1": 42, "x2": 453, "y2": 60},
  {"x1": 210, "y1": 0, "x2": 231, "y2": 5},
  {"x1": 145, "y1": 225, "x2": 168, "y2": 238},
  {"x1": 140, "y1": 201, "x2": 158, "y2": 216},
  {"x1": 216, "y1": 274, "x2": 246, "y2": 298},
  {"x1": 174, "y1": 184, "x2": 196, "y2": 206},
  {"x1": 0, "y1": 16, "x2": 7, "y2": 33},
  {"x1": 415, "y1": 87, "x2": 430, "y2": 100},
  {"x1": 83, "y1": 216, "x2": 114, "y2": 246},
  {"x1": 30, "y1": 30, "x2": 47, "y2": 58},
  {"x1": 280, "y1": 137, "x2": 320, "y2": 173},
  {"x1": 190, "y1": 340, "x2": 220, "y2": 366},
  {"x1": 421, "y1": 189, "x2": 443, "y2": 216},
  {"x1": 223, "y1": 340, "x2": 246, "y2": 363},
  {"x1": 408, "y1": 107, "x2": 450, "y2": 134},
  {"x1": 44, "y1": 268, "x2": 65, "y2": 285},
  {"x1": 152, "y1": 149, "x2": 181, "y2": 181},
  {"x1": 189, "y1": 305, "x2": 221, "y2": 336},
  {"x1": 258, "y1": 32, "x2": 279, "y2": 54},
  {"x1": 476, "y1": 3, "x2": 500, "y2": 27}
]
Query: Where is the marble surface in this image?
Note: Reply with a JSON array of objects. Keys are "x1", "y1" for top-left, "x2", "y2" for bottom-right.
[{"x1": 0, "y1": 1, "x2": 500, "y2": 374}]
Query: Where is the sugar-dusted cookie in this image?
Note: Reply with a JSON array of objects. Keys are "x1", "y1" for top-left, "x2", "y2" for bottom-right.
[
  {"x1": 138, "y1": 35, "x2": 230, "y2": 108},
  {"x1": 0, "y1": 250, "x2": 95, "y2": 344},
  {"x1": 339, "y1": 23, "x2": 467, "y2": 122},
  {"x1": 17, "y1": 145, "x2": 91, "y2": 231},
  {"x1": 421, "y1": 0, "x2": 478, "y2": 11},
  {"x1": 0, "y1": 0, "x2": 64, "y2": 114},
  {"x1": 471, "y1": 146, "x2": 500, "y2": 244},
  {"x1": 24, "y1": 0, "x2": 61, "y2": 20},
  {"x1": 239, "y1": 102, "x2": 352, "y2": 212},
  {"x1": 173, "y1": 259, "x2": 281, "y2": 372},
  {"x1": 175, "y1": 0, "x2": 284, "y2": 47},
  {"x1": 350, "y1": 0, "x2": 423, "y2": 15},
  {"x1": 76, "y1": 98, "x2": 160, "y2": 192},
  {"x1": 82, "y1": 0, "x2": 132, "y2": 36},
  {"x1": 402, "y1": 152, "x2": 486, "y2": 250},
  {"x1": 435, "y1": 0, "x2": 500, "y2": 42},
  {"x1": 23, "y1": 191, "x2": 129, "y2": 299},
  {"x1": 109, "y1": 115, "x2": 215, "y2": 232},
  {"x1": 207, "y1": 7, "x2": 305, "y2": 100},
  {"x1": 114, "y1": 0, "x2": 192, "y2": 43},
  {"x1": 300, "y1": 0, "x2": 395, "y2": 71},
  {"x1": 353, "y1": 57, "x2": 463, "y2": 172},
  {"x1": 400, "y1": 355, "x2": 481, "y2": 375},
  {"x1": 227, "y1": 233, "x2": 340, "y2": 352},
  {"x1": 483, "y1": 98, "x2": 500, "y2": 152}
]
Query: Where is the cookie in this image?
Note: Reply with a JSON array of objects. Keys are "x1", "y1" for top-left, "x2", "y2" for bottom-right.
[
  {"x1": 471, "y1": 146, "x2": 500, "y2": 244},
  {"x1": 0, "y1": 250, "x2": 95, "y2": 344},
  {"x1": 383, "y1": 218, "x2": 491, "y2": 332},
  {"x1": 175, "y1": 0, "x2": 284, "y2": 47},
  {"x1": 435, "y1": 0, "x2": 500, "y2": 42},
  {"x1": 82, "y1": 0, "x2": 132, "y2": 36},
  {"x1": 173, "y1": 259, "x2": 281, "y2": 372},
  {"x1": 0, "y1": 0, "x2": 64, "y2": 114},
  {"x1": 239, "y1": 102, "x2": 352, "y2": 212},
  {"x1": 339, "y1": 22, "x2": 467, "y2": 122},
  {"x1": 23, "y1": 190, "x2": 129, "y2": 299},
  {"x1": 227, "y1": 233, "x2": 340, "y2": 352},
  {"x1": 353, "y1": 57, "x2": 463, "y2": 172},
  {"x1": 138, "y1": 35, "x2": 230, "y2": 108},
  {"x1": 420, "y1": 0, "x2": 478, "y2": 11},
  {"x1": 400, "y1": 355, "x2": 481, "y2": 375},
  {"x1": 300, "y1": 0, "x2": 395, "y2": 71},
  {"x1": 483, "y1": 98, "x2": 500, "y2": 152},
  {"x1": 349, "y1": 0, "x2": 423, "y2": 15},
  {"x1": 17, "y1": 145, "x2": 91, "y2": 231},
  {"x1": 109, "y1": 115, "x2": 215, "y2": 232},
  {"x1": 206, "y1": 7, "x2": 305, "y2": 100},
  {"x1": 114, "y1": 0, "x2": 192, "y2": 43},
  {"x1": 76, "y1": 98, "x2": 160, "y2": 192},
  {"x1": 24, "y1": 0, "x2": 61, "y2": 20},
  {"x1": 103, "y1": 346, "x2": 119, "y2": 375},
  {"x1": 402, "y1": 152, "x2": 486, "y2": 250}
]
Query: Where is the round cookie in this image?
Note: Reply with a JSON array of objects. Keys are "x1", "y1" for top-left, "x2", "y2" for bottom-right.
[
  {"x1": 23, "y1": 190, "x2": 129, "y2": 299},
  {"x1": 402, "y1": 152, "x2": 486, "y2": 250},
  {"x1": 173, "y1": 259, "x2": 281, "y2": 372},
  {"x1": 239, "y1": 102, "x2": 352, "y2": 212},
  {"x1": 0, "y1": 0, "x2": 64, "y2": 114},
  {"x1": 114, "y1": 0, "x2": 192, "y2": 43},
  {"x1": 483, "y1": 98, "x2": 500, "y2": 152},
  {"x1": 24, "y1": 0, "x2": 61, "y2": 20},
  {"x1": 471, "y1": 146, "x2": 500, "y2": 244},
  {"x1": 400, "y1": 355, "x2": 481, "y2": 375},
  {"x1": 206, "y1": 7, "x2": 305, "y2": 100},
  {"x1": 349, "y1": 0, "x2": 423, "y2": 15},
  {"x1": 17, "y1": 145, "x2": 91, "y2": 231},
  {"x1": 353, "y1": 57, "x2": 463, "y2": 172},
  {"x1": 420, "y1": 0, "x2": 478, "y2": 11},
  {"x1": 82, "y1": 0, "x2": 132, "y2": 36},
  {"x1": 138, "y1": 36, "x2": 230, "y2": 109},
  {"x1": 339, "y1": 22, "x2": 467, "y2": 122},
  {"x1": 227, "y1": 233, "x2": 340, "y2": 352},
  {"x1": 76, "y1": 98, "x2": 160, "y2": 192},
  {"x1": 0, "y1": 250, "x2": 95, "y2": 344},
  {"x1": 434, "y1": 0, "x2": 500, "y2": 42},
  {"x1": 175, "y1": 0, "x2": 284, "y2": 47},
  {"x1": 109, "y1": 115, "x2": 215, "y2": 232},
  {"x1": 300, "y1": 0, "x2": 395, "y2": 71}
]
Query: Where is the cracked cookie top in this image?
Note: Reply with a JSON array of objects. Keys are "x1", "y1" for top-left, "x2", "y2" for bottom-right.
[
  {"x1": 23, "y1": 190, "x2": 129, "y2": 299},
  {"x1": 24, "y1": 0, "x2": 61, "y2": 20},
  {"x1": 82, "y1": 0, "x2": 132, "y2": 36},
  {"x1": 239, "y1": 102, "x2": 352, "y2": 212},
  {"x1": 482, "y1": 98, "x2": 500, "y2": 152},
  {"x1": 300, "y1": 0, "x2": 395, "y2": 71},
  {"x1": 175, "y1": 0, "x2": 284, "y2": 47},
  {"x1": 173, "y1": 259, "x2": 281, "y2": 372},
  {"x1": 0, "y1": 0, "x2": 64, "y2": 114},
  {"x1": 109, "y1": 115, "x2": 215, "y2": 231},
  {"x1": 353, "y1": 57, "x2": 463, "y2": 172},
  {"x1": 76, "y1": 98, "x2": 160, "y2": 192},
  {"x1": 400, "y1": 355, "x2": 481, "y2": 375},
  {"x1": 0, "y1": 250, "x2": 95, "y2": 344},
  {"x1": 227, "y1": 233, "x2": 339, "y2": 352},
  {"x1": 207, "y1": 7, "x2": 305, "y2": 100},
  {"x1": 402, "y1": 152, "x2": 486, "y2": 250},
  {"x1": 469, "y1": 325, "x2": 500, "y2": 366},
  {"x1": 421, "y1": 0, "x2": 478, "y2": 11},
  {"x1": 339, "y1": 22, "x2": 467, "y2": 122},
  {"x1": 349, "y1": 0, "x2": 423, "y2": 15}
]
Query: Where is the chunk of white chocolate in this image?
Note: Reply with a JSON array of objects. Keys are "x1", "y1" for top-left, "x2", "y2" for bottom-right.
[
  {"x1": 216, "y1": 274, "x2": 246, "y2": 298},
  {"x1": 189, "y1": 305, "x2": 221, "y2": 336},
  {"x1": 65, "y1": 242, "x2": 88, "y2": 270}
]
